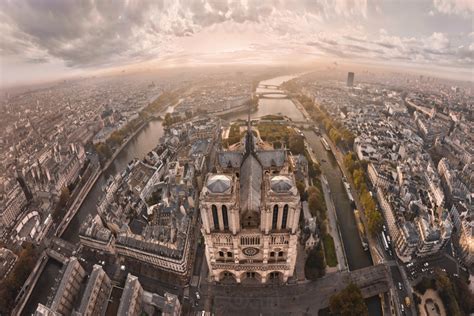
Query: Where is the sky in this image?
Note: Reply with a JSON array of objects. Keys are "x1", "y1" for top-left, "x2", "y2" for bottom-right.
[{"x1": 0, "y1": 0, "x2": 473, "y2": 88}]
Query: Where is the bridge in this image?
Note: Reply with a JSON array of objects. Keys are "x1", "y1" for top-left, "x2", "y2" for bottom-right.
[
  {"x1": 46, "y1": 237, "x2": 78, "y2": 264},
  {"x1": 259, "y1": 84, "x2": 279, "y2": 89},
  {"x1": 256, "y1": 91, "x2": 289, "y2": 99},
  {"x1": 199, "y1": 264, "x2": 391, "y2": 315}
]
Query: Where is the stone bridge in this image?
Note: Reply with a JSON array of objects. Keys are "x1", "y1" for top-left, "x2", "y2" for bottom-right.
[
  {"x1": 46, "y1": 237, "x2": 78, "y2": 264},
  {"x1": 256, "y1": 91, "x2": 289, "y2": 99}
]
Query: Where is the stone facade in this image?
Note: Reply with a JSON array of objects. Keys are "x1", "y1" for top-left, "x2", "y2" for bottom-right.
[{"x1": 200, "y1": 122, "x2": 301, "y2": 284}]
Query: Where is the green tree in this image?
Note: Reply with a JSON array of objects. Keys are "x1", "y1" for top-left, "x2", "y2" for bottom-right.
[
  {"x1": 353, "y1": 168, "x2": 365, "y2": 191},
  {"x1": 343, "y1": 152, "x2": 356, "y2": 174},
  {"x1": 366, "y1": 208, "x2": 383, "y2": 236},
  {"x1": 329, "y1": 128, "x2": 342, "y2": 145},
  {"x1": 305, "y1": 244, "x2": 326, "y2": 280},
  {"x1": 289, "y1": 134, "x2": 305, "y2": 155},
  {"x1": 329, "y1": 283, "x2": 368, "y2": 316}
]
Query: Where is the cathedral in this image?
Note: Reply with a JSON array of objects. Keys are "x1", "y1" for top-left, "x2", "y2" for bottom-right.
[{"x1": 199, "y1": 119, "x2": 301, "y2": 284}]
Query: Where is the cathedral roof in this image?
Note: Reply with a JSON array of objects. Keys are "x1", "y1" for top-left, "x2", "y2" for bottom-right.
[
  {"x1": 206, "y1": 174, "x2": 232, "y2": 193},
  {"x1": 240, "y1": 152, "x2": 262, "y2": 213},
  {"x1": 239, "y1": 121, "x2": 263, "y2": 216},
  {"x1": 256, "y1": 150, "x2": 286, "y2": 168},
  {"x1": 217, "y1": 149, "x2": 286, "y2": 169},
  {"x1": 270, "y1": 175, "x2": 293, "y2": 192},
  {"x1": 218, "y1": 152, "x2": 242, "y2": 169}
]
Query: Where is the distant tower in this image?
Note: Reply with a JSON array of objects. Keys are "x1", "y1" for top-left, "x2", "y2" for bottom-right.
[{"x1": 347, "y1": 72, "x2": 355, "y2": 87}]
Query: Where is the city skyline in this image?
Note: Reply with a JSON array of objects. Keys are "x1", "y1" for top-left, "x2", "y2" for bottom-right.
[
  {"x1": 0, "y1": 2, "x2": 473, "y2": 316},
  {"x1": 1, "y1": 0, "x2": 473, "y2": 88}
]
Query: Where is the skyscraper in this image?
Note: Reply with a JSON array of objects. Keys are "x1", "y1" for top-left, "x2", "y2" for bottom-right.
[{"x1": 347, "y1": 72, "x2": 355, "y2": 87}]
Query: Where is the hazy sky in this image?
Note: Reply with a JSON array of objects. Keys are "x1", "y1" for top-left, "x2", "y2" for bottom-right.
[{"x1": 0, "y1": 0, "x2": 473, "y2": 87}]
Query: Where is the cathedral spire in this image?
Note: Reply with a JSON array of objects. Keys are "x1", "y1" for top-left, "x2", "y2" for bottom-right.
[{"x1": 245, "y1": 102, "x2": 255, "y2": 154}]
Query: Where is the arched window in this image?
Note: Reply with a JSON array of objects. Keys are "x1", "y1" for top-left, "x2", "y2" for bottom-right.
[
  {"x1": 282, "y1": 204, "x2": 289, "y2": 229},
  {"x1": 222, "y1": 205, "x2": 229, "y2": 230},
  {"x1": 212, "y1": 205, "x2": 219, "y2": 230},
  {"x1": 272, "y1": 204, "x2": 279, "y2": 230}
]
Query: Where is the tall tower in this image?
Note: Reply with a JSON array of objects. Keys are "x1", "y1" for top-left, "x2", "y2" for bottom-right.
[
  {"x1": 347, "y1": 72, "x2": 355, "y2": 87},
  {"x1": 199, "y1": 118, "x2": 301, "y2": 284}
]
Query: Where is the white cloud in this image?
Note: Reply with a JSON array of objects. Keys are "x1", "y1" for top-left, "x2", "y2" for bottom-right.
[
  {"x1": 433, "y1": 0, "x2": 474, "y2": 16},
  {"x1": 424, "y1": 32, "x2": 450, "y2": 51}
]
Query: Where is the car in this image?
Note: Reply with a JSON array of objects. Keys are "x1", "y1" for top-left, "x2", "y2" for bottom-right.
[
  {"x1": 407, "y1": 262, "x2": 414, "y2": 268},
  {"x1": 400, "y1": 304, "x2": 405, "y2": 312},
  {"x1": 424, "y1": 262, "x2": 429, "y2": 267},
  {"x1": 441, "y1": 268, "x2": 446, "y2": 272},
  {"x1": 453, "y1": 273, "x2": 459, "y2": 278},
  {"x1": 398, "y1": 282, "x2": 402, "y2": 290},
  {"x1": 383, "y1": 225, "x2": 387, "y2": 232},
  {"x1": 195, "y1": 292, "x2": 200, "y2": 300}
]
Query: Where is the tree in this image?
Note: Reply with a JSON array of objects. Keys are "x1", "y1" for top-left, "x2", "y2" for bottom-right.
[
  {"x1": 52, "y1": 187, "x2": 70, "y2": 222},
  {"x1": 329, "y1": 283, "x2": 368, "y2": 316},
  {"x1": 296, "y1": 181, "x2": 306, "y2": 199},
  {"x1": 95, "y1": 142, "x2": 112, "y2": 160},
  {"x1": 289, "y1": 134, "x2": 305, "y2": 155},
  {"x1": 163, "y1": 112, "x2": 172, "y2": 127},
  {"x1": 343, "y1": 152, "x2": 357, "y2": 174},
  {"x1": 366, "y1": 208, "x2": 383, "y2": 236},
  {"x1": 329, "y1": 128, "x2": 342, "y2": 145},
  {"x1": 305, "y1": 244, "x2": 326, "y2": 280},
  {"x1": 0, "y1": 243, "x2": 39, "y2": 314},
  {"x1": 353, "y1": 168, "x2": 365, "y2": 191}
]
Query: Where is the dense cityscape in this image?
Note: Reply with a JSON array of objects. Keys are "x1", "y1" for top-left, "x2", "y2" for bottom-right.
[
  {"x1": 1, "y1": 1, "x2": 473, "y2": 316},
  {"x1": 0, "y1": 65, "x2": 472, "y2": 316}
]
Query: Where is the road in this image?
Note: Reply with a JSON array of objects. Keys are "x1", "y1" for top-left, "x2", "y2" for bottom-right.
[
  {"x1": 192, "y1": 264, "x2": 390, "y2": 315},
  {"x1": 303, "y1": 128, "x2": 414, "y2": 316},
  {"x1": 320, "y1": 174, "x2": 348, "y2": 272}
]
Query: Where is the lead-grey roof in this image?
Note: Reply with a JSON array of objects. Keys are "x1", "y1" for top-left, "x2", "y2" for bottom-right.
[
  {"x1": 207, "y1": 175, "x2": 232, "y2": 193},
  {"x1": 256, "y1": 150, "x2": 286, "y2": 168},
  {"x1": 218, "y1": 150, "x2": 286, "y2": 169},
  {"x1": 240, "y1": 152, "x2": 262, "y2": 214},
  {"x1": 270, "y1": 175, "x2": 293, "y2": 192},
  {"x1": 118, "y1": 274, "x2": 141, "y2": 316},
  {"x1": 218, "y1": 152, "x2": 243, "y2": 168}
]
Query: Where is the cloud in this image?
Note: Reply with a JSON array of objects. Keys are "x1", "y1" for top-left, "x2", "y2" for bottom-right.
[
  {"x1": 0, "y1": 0, "x2": 471, "y2": 77},
  {"x1": 433, "y1": 0, "x2": 474, "y2": 16},
  {"x1": 303, "y1": 29, "x2": 473, "y2": 68},
  {"x1": 0, "y1": 0, "x2": 369, "y2": 68}
]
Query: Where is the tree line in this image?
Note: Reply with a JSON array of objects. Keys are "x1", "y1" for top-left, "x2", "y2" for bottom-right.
[{"x1": 343, "y1": 152, "x2": 383, "y2": 236}]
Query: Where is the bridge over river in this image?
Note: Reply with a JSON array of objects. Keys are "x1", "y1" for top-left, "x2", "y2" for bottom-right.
[{"x1": 256, "y1": 90, "x2": 289, "y2": 98}]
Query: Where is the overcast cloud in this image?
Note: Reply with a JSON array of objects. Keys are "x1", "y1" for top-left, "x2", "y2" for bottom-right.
[{"x1": 0, "y1": 0, "x2": 472, "y2": 86}]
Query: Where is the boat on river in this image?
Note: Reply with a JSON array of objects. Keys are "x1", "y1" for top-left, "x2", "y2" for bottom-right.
[{"x1": 321, "y1": 137, "x2": 331, "y2": 151}]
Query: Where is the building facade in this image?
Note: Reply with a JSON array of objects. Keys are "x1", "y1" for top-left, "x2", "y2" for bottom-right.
[{"x1": 199, "y1": 122, "x2": 301, "y2": 284}]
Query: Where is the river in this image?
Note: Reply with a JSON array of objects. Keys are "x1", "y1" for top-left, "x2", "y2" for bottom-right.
[
  {"x1": 23, "y1": 119, "x2": 166, "y2": 315},
  {"x1": 233, "y1": 75, "x2": 381, "y2": 315},
  {"x1": 233, "y1": 75, "x2": 306, "y2": 122},
  {"x1": 24, "y1": 76, "x2": 381, "y2": 315}
]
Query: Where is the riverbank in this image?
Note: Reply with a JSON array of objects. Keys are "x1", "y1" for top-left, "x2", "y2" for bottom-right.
[{"x1": 101, "y1": 118, "x2": 150, "y2": 171}]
